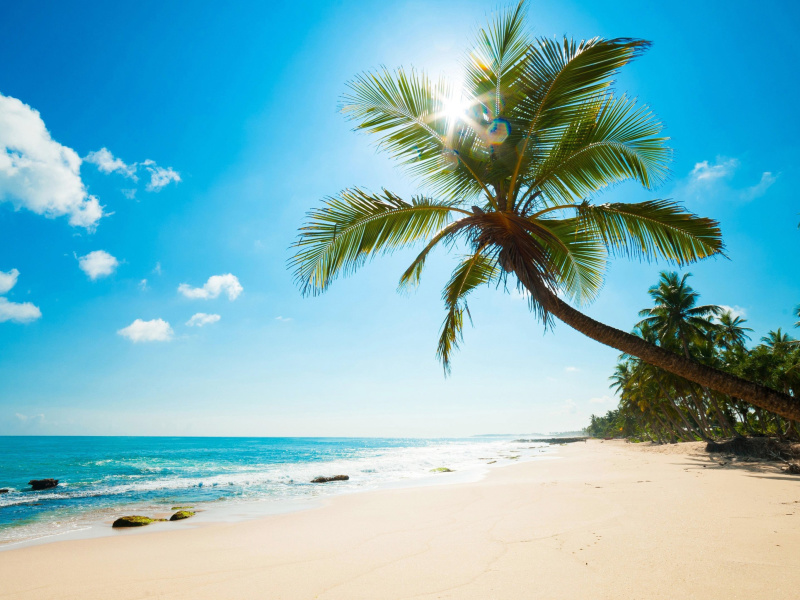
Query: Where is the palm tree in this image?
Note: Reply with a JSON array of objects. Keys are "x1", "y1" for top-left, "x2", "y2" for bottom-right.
[
  {"x1": 716, "y1": 311, "x2": 752, "y2": 351},
  {"x1": 290, "y1": 3, "x2": 800, "y2": 420},
  {"x1": 761, "y1": 328, "x2": 795, "y2": 350},
  {"x1": 637, "y1": 271, "x2": 720, "y2": 358}
]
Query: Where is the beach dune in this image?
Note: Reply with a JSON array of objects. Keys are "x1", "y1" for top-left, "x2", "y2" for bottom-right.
[{"x1": 3, "y1": 440, "x2": 799, "y2": 599}]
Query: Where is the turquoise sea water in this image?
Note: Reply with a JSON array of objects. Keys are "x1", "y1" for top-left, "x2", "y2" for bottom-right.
[{"x1": 0, "y1": 436, "x2": 548, "y2": 546}]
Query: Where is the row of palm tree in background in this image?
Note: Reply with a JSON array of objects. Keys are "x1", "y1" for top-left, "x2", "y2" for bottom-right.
[{"x1": 586, "y1": 273, "x2": 800, "y2": 441}]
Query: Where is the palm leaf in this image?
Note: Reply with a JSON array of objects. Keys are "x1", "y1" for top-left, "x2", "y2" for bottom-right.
[
  {"x1": 291, "y1": 189, "x2": 467, "y2": 295},
  {"x1": 534, "y1": 217, "x2": 607, "y2": 305},
  {"x1": 398, "y1": 220, "x2": 467, "y2": 291},
  {"x1": 575, "y1": 200, "x2": 724, "y2": 265},
  {"x1": 509, "y1": 36, "x2": 651, "y2": 198},
  {"x1": 528, "y1": 95, "x2": 670, "y2": 203},
  {"x1": 437, "y1": 250, "x2": 499, "y2": 372}
]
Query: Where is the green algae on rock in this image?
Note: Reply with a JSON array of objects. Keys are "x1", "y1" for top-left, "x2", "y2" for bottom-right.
[
  {"x1": 430, "y1": 467, "x2": 453, "y2": 473},
  {"x1": 112, "y1": 516, "x2": 155, "y2": 528},
  {"x1": 170, "y1": 510, "x2": 196, "y2": 521}
]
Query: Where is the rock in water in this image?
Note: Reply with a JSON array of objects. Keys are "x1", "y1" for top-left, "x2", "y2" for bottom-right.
[
  {"x1": 0, "y1": 489, "x2": 8, "y2": 494},
  {"x1": 430, "y1": 467, "x2": 454, "y2": 473},
  {"x1": 28, "y1": 479, "x2": 58, "y2": 490},
  {"x1": 112, "y1": 516, "x2": 154, "y2": 528},
  {"x1": 170, "y1": 510, "x2": 196, "y2": 521},
  {"x1": 310, "y1": 475, "x2": 349, "y2": 483}
]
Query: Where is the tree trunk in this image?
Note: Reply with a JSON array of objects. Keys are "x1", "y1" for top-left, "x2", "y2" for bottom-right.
[{"x1": 538, "y1": 289, "x2": 800, "y2": 422}]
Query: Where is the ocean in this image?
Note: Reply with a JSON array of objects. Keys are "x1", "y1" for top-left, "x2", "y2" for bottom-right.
[{"x1": 0, "y1": 436, "x2": 552, "y2": 547}]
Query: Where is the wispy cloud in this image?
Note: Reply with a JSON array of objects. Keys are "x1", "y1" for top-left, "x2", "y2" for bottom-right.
[
  {"x1": 117, "y1": 318, "x2": 173, "y2": 342},
  {"x1": 549, "y1": 399, "x2": 577, "y2": 415},
  {"x1": 138, "y1": 279, "x2": 148, "y2": 291},
  {"x1": 0, "y1": 268, "x2": 20, "y2": 294},
  {"x1": 564, "y1": 366, "x2": 579, "y2": 373},
  {"x1": 15, "y1": 412, "x2": 45, "y2": 425},
  {"x1": 741, "y1": 172, "x2": 778, "y2": 201},
  {"x1": 0, "y1": 269, "x2": 41, "y2": 324},
  {"x1": 0, "y1": 92, "x2": 103, "y2": 228},
  {"x1": 186, "y1": 313, "x2": 221, "y2": 327},
  {"x1": 178, "y1": 274, "x2": 242, "y2": 301},
  {"x1": 689, "y1": 157, "x2": 739, "y2": 184},
  {"x1": 142, "y1": 160, "x2": 181, "y2": 191},
  {"x1": 77, "y1": 250, "x2": 119, "y2": 280},
  {"x1": 275, "y1": 316, "x2": 292, "y2": 322},
  {"x1": 84, "y1": 148, "x2": 138, "y2": 180},
  {"x1": 589, "y1": 395, "x2": 614, "y2": 404},
  {"x1": 719, "y1": 304, "x2": 747, "y2": 319}
]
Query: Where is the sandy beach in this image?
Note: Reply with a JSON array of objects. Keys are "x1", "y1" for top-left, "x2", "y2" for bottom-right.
[{"x1": 3, "y1": 440, "x2": 799, "y2": 599}]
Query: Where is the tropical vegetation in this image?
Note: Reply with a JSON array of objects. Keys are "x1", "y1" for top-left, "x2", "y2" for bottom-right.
[
  {"x1": 586, "y1": 272, "x2": 800, "y2": 442},
  {"x1": 290, "y1": 2, "x2": 800, "y2": 420}
]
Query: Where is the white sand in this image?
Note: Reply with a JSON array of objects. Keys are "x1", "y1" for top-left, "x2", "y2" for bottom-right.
[{"x1": 3, "y1": 439, "x2": 799, "y2": 599}]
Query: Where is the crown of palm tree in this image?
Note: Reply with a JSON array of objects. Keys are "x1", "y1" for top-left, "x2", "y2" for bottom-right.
[
  {"x1": 291, "y1": 3, "x2": 723, "y2": 372},
  {"x1": 637, "y1": 272, "x2": 722, "y2": 357}
]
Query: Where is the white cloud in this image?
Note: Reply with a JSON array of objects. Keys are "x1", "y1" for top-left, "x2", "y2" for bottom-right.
[
  {"x1": 15, "y1": 412, "x2": 44, "y2": 424},
  {"x1": 564, "y1": 366, "x2": 579, "y2": 373},
  {"x1": 117, "y1": 318, "x2": 173, "y2": 342},
  {"x1": 78, "y1": 250, "x2": 119, "y2": 280},
  {"x1": 549, "y1": 399, "x2": 577, "y2": 416},
  {"x1": 589, "y1": 395, "x2": 614, "y2": 404},
  {"x1": 142, "y1": 160, "x2": 181, "y2": 191},
  {"x1": 153, "y1": 262, "x2": 162, "y2": 276},
  {"x1": 178, "y1": 273, "x2": 242, "y2": 300},
  {"x1": 719, "y1": 305, "x2": 747, "y2": 319},
  {"x1": 741, "y1": 171, "x2": 778, "y2": 201},
  {"x1": 689, "y1": 157, "x2": 739, "y2": 184},
  {"x1": 0, "y1": 92, "x2": 104, "y2": 228},
  {"x1": 186, "y1": 313, "x2": 221, "y2": 327},
  {"x1": 121, "y1": 188, "x2": 137, "y2": 200},
  {"x1": 84, "y1": 148, "x2": 138, "y2": 180},
  {"x1": 0, "y1": 268, "x2": 19, "y2": 294},
  {"x1": 275, "y1": 316, "x2": 292, "y2": 322},
  {"x1": 139, "y1": 278, "x2": 148, "y2": 291},
  {"x1": 0, "y1": 297, "x2": 42, "y2": 323}
]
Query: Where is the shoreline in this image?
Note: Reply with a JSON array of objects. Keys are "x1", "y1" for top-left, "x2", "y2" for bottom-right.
[
  {"x1": 0, "y1": 442, "x2": 558, "y2": 551},
  {"x1": 3, "y1": 439, "x2": 799, "y2": 599}
]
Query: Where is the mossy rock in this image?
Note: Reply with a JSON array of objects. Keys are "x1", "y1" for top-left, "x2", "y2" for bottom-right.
[
  {"x1": 170, "y1": 506, "x2": 194, "y2": 510},
  {"x1": 113, "y1": 516, "x2": 154, "y2": 528},
  {"x1": 170, "y1": 510, "x2": 195, "y2": 521},
  {"x1": 430, "y1": 467, "x2": 454, "y2": 473}
]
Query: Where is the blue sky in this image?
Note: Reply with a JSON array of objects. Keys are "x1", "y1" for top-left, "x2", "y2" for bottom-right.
[{"x1": 1, "y1": 0, "x2": 798, "y2": 436}]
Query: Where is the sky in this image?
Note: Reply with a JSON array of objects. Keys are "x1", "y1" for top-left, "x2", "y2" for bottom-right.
[{"x1": 1, "y1": 0, "x2": 798, "y2": 437}]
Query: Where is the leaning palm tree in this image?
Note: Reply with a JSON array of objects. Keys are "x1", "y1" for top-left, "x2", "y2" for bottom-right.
[{"x1": 290, "y1": 3, "x2": 800, "y2": 420}]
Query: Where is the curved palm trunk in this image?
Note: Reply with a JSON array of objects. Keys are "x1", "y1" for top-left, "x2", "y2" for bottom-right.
[{"x1": 538, "y1": 288, "x2": 800, "y2": 422}]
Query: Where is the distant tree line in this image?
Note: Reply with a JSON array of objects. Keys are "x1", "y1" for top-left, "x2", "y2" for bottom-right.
[{"x1": 585, "y1": 272, "x2": 800, "y2": 442}]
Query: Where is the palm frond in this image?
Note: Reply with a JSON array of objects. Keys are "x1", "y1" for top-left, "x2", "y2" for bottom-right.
[
  {"x1": 534, "y1": 217, "x2": 607, "y2": 305},
  {"x1": 291, "y1": 189, "x2": 467, "y2": 295},
  {"x1": 437, "y1": 250, "x2": 499, "y2": 373},
  {"x1": 510, "y1": 36, "x2": 651, "y2": 198},
  {"x1": 464, "y1": 0, "x2": 530, "y2": 117},
  {"x1": 342, "y1": 67, "x2": 490, "y2": 201},
  {"x1": 528, "y1": 95, "x2": 670, "y2": 203},
  {"x1": 398, "y1": 220, "x2": 467, "y2": 291},
  {"x1": 574, "y1": 200, "x2": 723, "y2": 265}
]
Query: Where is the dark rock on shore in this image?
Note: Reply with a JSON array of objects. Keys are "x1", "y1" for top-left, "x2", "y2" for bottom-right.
[
  {"x1": 0, "y1": 489, "x2": 8, "y2": 494},
  {"x1": 311, "y1": 475, "x2": 349, "y2": 483},
  {"x1": 514, "y1": 437, "x2": 588, "y2": 445},
  {"x1": 29, "y1": 479, "x2": 59, "y2": 490},
  {"x1": 112, "y1": 516, "x2": 154, "y2": 528},
  {"x1": 170, "y1": 510, "x2": 195, "y2": 521}
]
